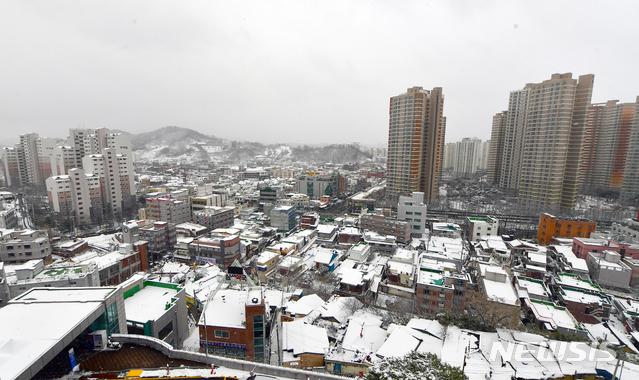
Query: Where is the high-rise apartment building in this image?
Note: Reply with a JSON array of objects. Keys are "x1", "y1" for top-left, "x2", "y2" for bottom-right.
[
  {"x1": 581, "y1": 100, "x2": 636, "y2": 194},
  {"x1": 444, "y1": 137, "x2": 484, "y2": 177},
  {"x1": 620, "y1": 97, "x2": 639, "y2": 204},
  {"x1": 1, "y1": 133, "x2": 44, "y2": 187},
  {"x1": 82, "y1": 148, "x2": 135, "y2": 219},
  {"x1": 489, "y1": 73, "x2": 595, "y2": 210},
  {"x1": 487, "y1": 111, "x2": 507, "y2": 185},
  {"x1": 1, "y1": 128, "x2": 133, "y2": 190},
  {"x1": 46, "y1": 168, "x2": 103, "y2": 225},
  {"x1": 387, "y1": 86, "x2": 445, "y2": 201}
]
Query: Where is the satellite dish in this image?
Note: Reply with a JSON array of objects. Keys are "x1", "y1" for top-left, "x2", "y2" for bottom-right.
[{"x1": 123, "y1": 227, "x2": 129, "y2": 233}]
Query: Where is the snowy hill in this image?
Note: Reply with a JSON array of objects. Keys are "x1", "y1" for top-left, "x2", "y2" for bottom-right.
[{"x1": 131, "y1": 126, "x2": 372, "y2": 164}]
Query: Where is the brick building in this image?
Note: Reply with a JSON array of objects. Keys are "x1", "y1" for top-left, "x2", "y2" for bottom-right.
[{"x1": 199, "y1": 287, "x2": 266, "y2": 360}]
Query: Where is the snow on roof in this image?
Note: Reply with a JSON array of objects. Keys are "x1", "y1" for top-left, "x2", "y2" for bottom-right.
[
  {"x1": 416, "y1": 265, "x2": 444, "y2": 286},
  {"x1": 559, "y1": 287, "x2": 608, "y2": 305},
  {"x1": 263, "y1": 289, "x2": 290, "y2": 309},
  {"x1": 282, "y1": 320, "x2": 329, "y2": 355},
  {"x1": 583, "y1": 323, "x2": 620, "y2": 346},
  {"x1": 393, "y1": 248, "x2": 414, "y2": 262},
  {"x1": 314, "y1": 249, "x2": 337, "y2": 265},
  {"x1": 483, "y1": 278, "x2": 519, "y2": 306},
  {"x1": 525, "y1": 299, "x2": 581, "y2": 332},
  {"x1": 406, "y1": 318, "x2": 446, "y2": 339},
  {"x1": 340, "y1": 226, "x2": 360, "y2": 235},
  {"x1": 320, "y1": 296, "x2": 362, "y2": 324},
  {"x1": 552, "y1": 245, "x2": 589, "y2": 272},
  {"x1": 375, "y1": 326, "x2": 421, "y2": 358},
  {"x1": 159, "y1": 262, "x2": 190, "y2": 274},
  {"x1": 337, "y1": 267, "x2": 365, "y2": 286},
  {"x1": 514, "y1": 276, "x2": 550, "y2": 299},
  {"x1": 257, "y1": 250, "x2": 280, "y2": 264},
  {"x1": 200, "y1": 288, "x2": 247, "y2": 329},
  {"x1": 555, "y1": 273, "x2": 601, "y2": 292},
  {"x1": 72, "y1": 249, "x2": 126, "y2": 270},
  {"x1": 278, "y1": 255, "x2": 302, "y2": 269},
  {"x1": 440, "y1": 325, "x2": 477, "y2": 368},
  {"x1": 13, "y1": 287, "x2": 116, "y2": 302},
  {"x1": 386, "y1": 259, "x2": 414, "y2": 275},
  {"x1": 342, "y1": 316, "x2": 387, "y2": 353},
  {"x1": 124, "y1": 283, "x2": 181, "y2": 323},
  {"x1": 0, "y1": 302, "x2": 104, "y2": 380},
  {"x1": 0, "y1": 287, "x2": 119, "y2": 380},
  {"x1": 316, "y1": 224, "x2": 337, "y2": 234},
  {"x1": 527, "y1": 251, "x2": 547, "y2": 266},
  {"x1": 285, "y1": 294, "x2": 325, "y2": 316}
]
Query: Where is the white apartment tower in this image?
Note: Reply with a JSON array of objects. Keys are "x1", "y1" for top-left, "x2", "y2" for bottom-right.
[{"x1": 82, "y1": 148, "x2": 134, "y2": 219}]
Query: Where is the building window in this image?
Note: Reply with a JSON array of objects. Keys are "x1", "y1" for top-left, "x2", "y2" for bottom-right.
[
  {"x1": 158, "y1": 321, "x2": 173, "y2": 340},
  {"x1": 214, "y1": 330, "x2": 230, "y2": 339}
]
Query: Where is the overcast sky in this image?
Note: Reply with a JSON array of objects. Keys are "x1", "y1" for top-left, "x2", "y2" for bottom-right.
[{"x1": 1, "y1": 1, "x2": 638, "y2": 147}]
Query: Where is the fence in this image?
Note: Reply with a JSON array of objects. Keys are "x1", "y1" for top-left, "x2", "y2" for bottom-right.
[{"x1": 110, "y1": 334, "x2": 347, "y2": 380}]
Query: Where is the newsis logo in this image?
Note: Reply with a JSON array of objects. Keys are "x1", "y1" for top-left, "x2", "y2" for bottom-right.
[{"x1": 488, "y1": 341, "x2": 616, "y2": 363}]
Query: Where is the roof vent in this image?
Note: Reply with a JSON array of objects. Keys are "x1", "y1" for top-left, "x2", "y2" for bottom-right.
[{"x1": 252, "y1": 297, "x2": 259, "y2": 304}]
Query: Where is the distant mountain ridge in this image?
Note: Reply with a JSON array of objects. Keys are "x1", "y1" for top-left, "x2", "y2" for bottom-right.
[{"x1": 131, "y1": 126, "x2": 372, "y2": 164}]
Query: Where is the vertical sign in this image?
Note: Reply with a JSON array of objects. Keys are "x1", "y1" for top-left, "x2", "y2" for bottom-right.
[{"x1": 68, "y1": 348, "x2": 76, "y2": 369}]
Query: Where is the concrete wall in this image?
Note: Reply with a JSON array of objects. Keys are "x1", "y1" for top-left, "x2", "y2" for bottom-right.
[{"x1": 111, "y1": 334, "x2": 347, "y2": 380}]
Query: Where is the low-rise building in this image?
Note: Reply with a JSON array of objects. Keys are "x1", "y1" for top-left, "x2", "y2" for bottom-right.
[
  {"x1": 193, "y1": 206, "x2": 235, "y2": 232},
  {"x1": 189, "y1": 234, "x2": 241, "y2": 267},
  {"x1": 586, "y1": 250, "x2": 632, "y2": 289},
  {"x1": 122, "y1": 278, "x2": 189, "y2": 348},
  {"x1": 466, "y1": 216, "x2": 499, "y2": 242},
  {"x1": 523, "y1": 298, "x2": 587, "y2": 338},
  {"x1": 0, "y1": 207, "x2": 18, "y2": 229},
  {"x1": 478, "y1": 265, "x2": 520, "y2": 328},
  {"x1": 513, "y1": 275, "x2": 551, "y2": 302},
  {"x1": 199, "y1": 287, "x2": 267, "y2": 360},
  {"x1": 537, "y1": 213, "x2": 596, "y2": 246},
  {"x1": 415, "y1": 258, "x2": 471, "y2": 315},
  {"x1": 282, "y1": 320, "x2": 329, "y2": 369},
  {"x1": 300, "y1": 212, "x2": 319, "y2": 230},
  {"x1": 175, "y1": 222, "x2": 208, "y2": 238},
  {"x1": 147, "y1": 196, "x2": 191, "y2": 225},
  {"x1": 3, "y1": 259, "x2": 100, "y2": 301},
  {"x1": 270, "y1": 205, "x2": 297, "y2": 232},
  {"x1": 338, "y1": 226, "x2": 361, "y2": 246},
  {"x1": 573, "y1": 236, "x2": 639, "y2": 260},
  {"x1": 0, "y1": 229, "x2": 51, "y2": 265},
  {"x1": 397, "y1": 192, "x2": 428, "y2": 236},
  {"x1": 71, "y1": 241, "x2": 149, "y2": 286},
  {"x1": 316, "y1": 224, "x2": 339, "y2": 245},
  {"x1": 360, "y1": 213, "x2": 410, "y2": 244},
  {"x1": 139, "y1": 221, "x2": 177, "y2": 261},
  {"x1": 256, "y1": 250, "x2": 281, "y2": 281},
  {"x1": 556, "y1": 286, "x2": 611, "y2": 324}
]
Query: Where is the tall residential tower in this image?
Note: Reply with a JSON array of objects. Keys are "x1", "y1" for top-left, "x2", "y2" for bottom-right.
[
  {"x1": 489, "y1": 73, "x2": 595, "y2": 210},
  {"x1": 387, "y1": 86, "x2": 445, "y2": 202}
]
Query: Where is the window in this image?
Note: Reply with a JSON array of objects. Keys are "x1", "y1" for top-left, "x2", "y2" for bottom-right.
[
  {"x1": 214, "y1": 330, "x2": 230, "y2": 339},
  {"x1": 158, "y1": 321, "x2": 173, "y2": 340}
]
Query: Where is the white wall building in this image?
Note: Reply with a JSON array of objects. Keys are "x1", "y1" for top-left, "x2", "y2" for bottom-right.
[{"x1": 397, "y1": 192, "x2": 427, "y2": 236}]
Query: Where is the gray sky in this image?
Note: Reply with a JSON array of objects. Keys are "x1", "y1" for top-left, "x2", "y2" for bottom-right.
[{"x1": 2, "y1": 1, "x2": 638, "y2": 147}]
